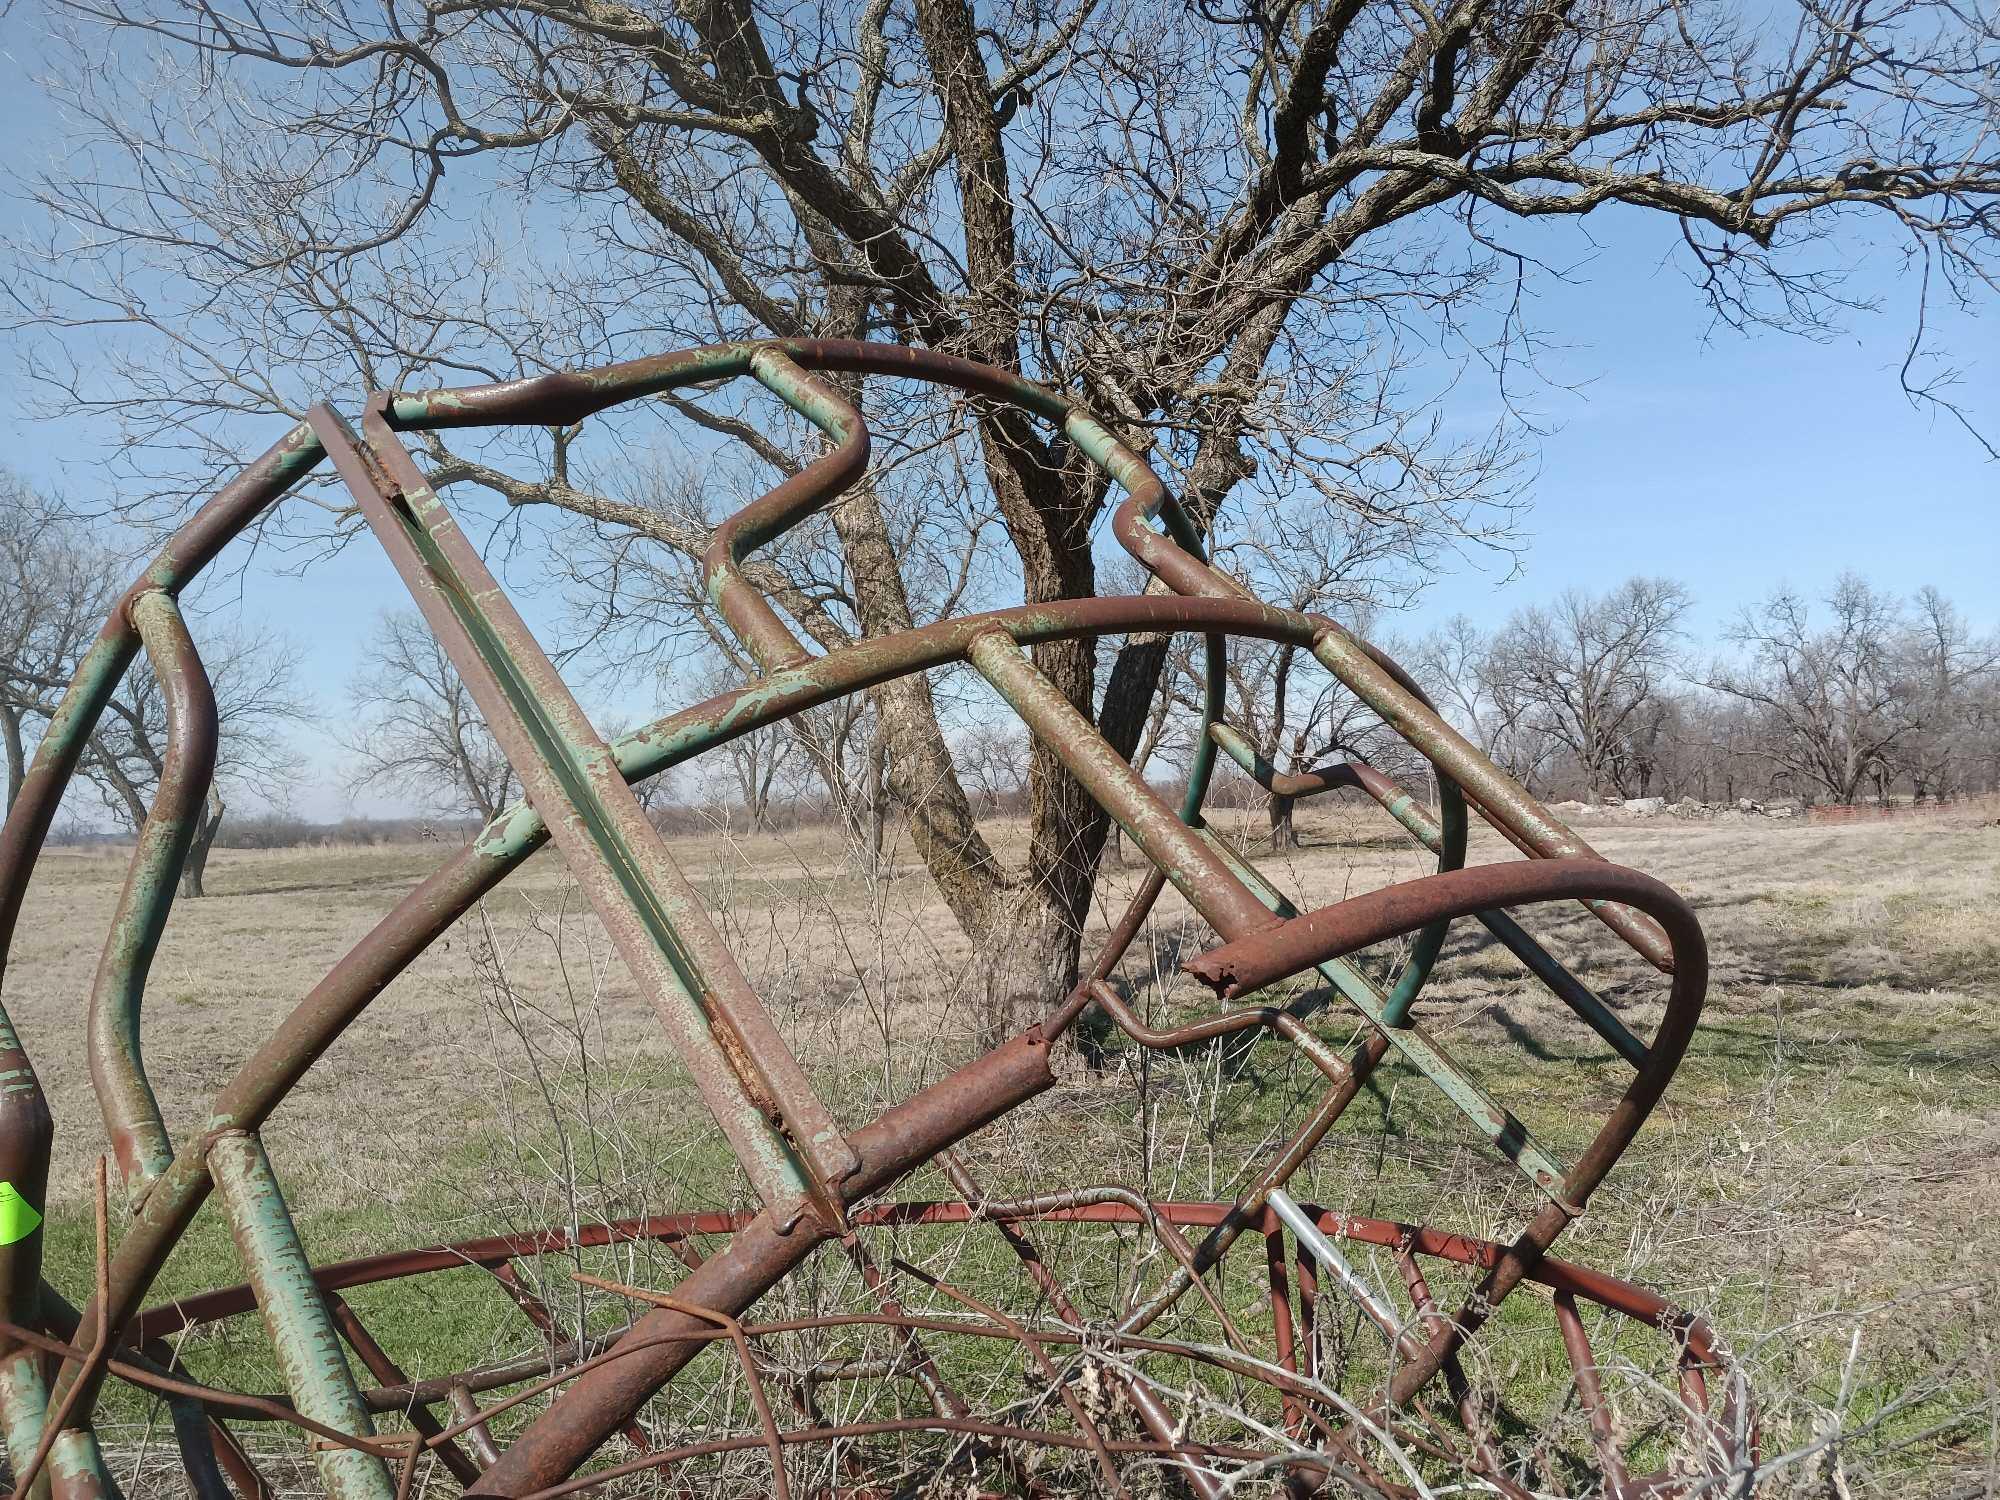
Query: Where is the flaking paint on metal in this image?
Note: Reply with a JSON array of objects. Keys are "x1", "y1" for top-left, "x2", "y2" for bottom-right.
[
  {"x1": 321, "y1": 406, "x2": 848, "y2": 1222},
  {"x1": 209, "y1": 1132, "x2": 393, "y2": 1500},
  {"x1": 89, "y1": 594, "x2": 214, "y2": 1201},
  {"x1": 1, "y1": 341, "x2": 1721, "y2": 1495}
]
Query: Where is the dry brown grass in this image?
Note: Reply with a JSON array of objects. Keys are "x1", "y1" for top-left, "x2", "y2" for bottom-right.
[{"x1": 10, "y1": 803, "x2": 1998, "y2": 1495}]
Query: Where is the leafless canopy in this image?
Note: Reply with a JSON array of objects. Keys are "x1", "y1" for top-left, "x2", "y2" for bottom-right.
[{"x1": 8, "y1": 0, "x2": 1998, "y2": 994}]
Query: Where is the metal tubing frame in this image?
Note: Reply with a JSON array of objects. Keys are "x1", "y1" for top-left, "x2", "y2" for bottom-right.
[
  {"x1": 0, "y1": 340, "x2": 1728, "y2": 1497},
  {"x1": 32, "y1": 1198, "x2": 1740, "y2": 1490}
]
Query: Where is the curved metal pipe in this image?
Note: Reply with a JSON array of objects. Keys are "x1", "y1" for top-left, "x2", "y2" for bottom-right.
[
  {"x1": 88, "y1": 593, "x2": 217, "y2": 1203},
  {"x1": 1182, "y1": 856, "x2": 1707, "y2": 1402}
]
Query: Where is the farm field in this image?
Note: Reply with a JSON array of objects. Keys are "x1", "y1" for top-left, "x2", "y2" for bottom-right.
[{"x1": 7, "y1": 804, "x2": 1998, "y2": 1496}]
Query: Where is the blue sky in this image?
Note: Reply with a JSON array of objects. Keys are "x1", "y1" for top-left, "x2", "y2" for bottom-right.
[
  {"x1": 1399, "y1": 208, "x2": 1998, "y2": 643},
  {"x1": 1, "y1": 23, "x2": 1993, "y2": 820}
]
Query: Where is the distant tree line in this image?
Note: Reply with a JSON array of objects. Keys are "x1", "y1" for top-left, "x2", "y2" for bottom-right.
[
  {"x1": 1407, "y1": 574, "x2": 1999, "y2": 816},
  {"x1": 6, "y1": 444, "x2": 1991, "y2": 880}
]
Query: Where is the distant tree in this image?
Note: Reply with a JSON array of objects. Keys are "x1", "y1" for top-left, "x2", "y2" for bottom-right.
[
  {"x1": 0, "y1": 475, "x2": 118, "y2": 811},
  {"x1": 1895, "y1": 587, "x2": 2000, "y2": 802},
  {"x1": 0, "y1": 477, "x2": 308, "y2": 893},
  {"x1": 345, "y1": 611, "x2": 518, "y2": 821},
  {"x1": 1411, "y1": 614, "x2": 1551, "y2": 789},
  {"x1": 717, "y1": 721, "x2": 802, "y2": 836},
  {"x1": 85, "y1": 622, "x2": 309, "y2": 896},
  {"x1": 1486, "y1": 578, "x2": 1693, "y2": 803},
  {"x1": 960, "y1": 725, "x2": 1031, "y2": 818},
  {"x1": 1705, "y1": 575, "x2": 1921, "y2": 807},
  {"x1": 1212, "y1": 504, "x2": 1425, "y2": 848}
]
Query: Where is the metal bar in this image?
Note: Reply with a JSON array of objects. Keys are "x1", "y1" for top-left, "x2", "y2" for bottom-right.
[
  {"x1": 1188, "y1": 824, "x2": 1571, "y2": 1197},
  {"x1": 1208, "y1": 726, "x2": 1651, "y2": 1069},
  {"x1": 489, "y1": 1262, "x2": 652, "y2": 1456},
  {"x1": 699, "y1": 350, "x2": 869, "y2": 672},
  {"x1": 207, "y1": 1131, "x2": 394, "y2": 1500},
  {"x1": 1295, "y1": 1237, "x2": 1319, "y2": 1385},
  {"x1": 1185, "y1": 859, "x2": 1706, "y2": 1404},
  {"x1": 1205, "y1": 722, "x2": 1468, "y2": 1026},
  {"x1": 204, "y1": 1417, "x2": 273, "y2": 1500},
  {"x1": 1554, "y1": 1290, "x2": 1631, "y2": 1497},
  {"x1": 313, "y1": 401, "x2": 856, "y2": 1230},
  {"x1": 1265, "y1": 1190, "x2": 1414, "y2": 1361},
  {"x1": 446, "y1": 1387, "x2": 503, "y2": 1469},
  {"x1": 88, "y1": 594, "x2": 215, "y2": 1204},
  {"x1": 327, "y1": 1293, "x2": 484, "y2": 1486},
  {"x1": 1265, "y1": 1222, "x2": 1304, "y2": 1441},
  {"x1": 966, "y1": 630, "x2": 1279, "y2": 943},
  {"x1": 461, "y1": 1028, "x2": 1058, "y2": 1495},
  {"x1": 1307, "y1": 625, "x2": 1676, "y2": 972},
  {"x1": 1103, "y1": 448, "x2": 1674, "y2": 971}
]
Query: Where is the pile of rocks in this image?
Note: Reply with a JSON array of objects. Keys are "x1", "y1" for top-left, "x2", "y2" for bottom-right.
[{"x1": 1546, "y1": 795, "x2": 1798, "y2": 821}]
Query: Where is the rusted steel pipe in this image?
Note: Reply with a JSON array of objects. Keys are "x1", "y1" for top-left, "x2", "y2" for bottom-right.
[
  {"x1": 1188, "y1": 859, "x2": 1706, "y2": 1402},
  {"x1": 465, "y1": 1027, "x2": 1056, "y2": 1495},
  {"x1": 318, "y1": 401, "x2": 858, "y2": 1230},
  {"x1": 65, "y1": 1196, "x2": 1739, "y2": 1490},
  {"x1": 968, "y1": 630, "x2": 1281, "y2": 943},
  {"x1": 88, "y1": 593, "x2": 216, "y2": 1205},
  {"x1": 699, "y1": 351, "x2": 870, "y2": 673},
  {"x1": 4, "y1": 340, "x2": 1730, "y2": 1497},
  {"x1": 328, "y1": 1294, "x2": 485, "y2": 1486},
  {"x1": 1205, "y1": 730, "x2": 1649, "y2": 1067}
]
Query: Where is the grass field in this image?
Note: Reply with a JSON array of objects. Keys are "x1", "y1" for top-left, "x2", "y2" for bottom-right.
[{"x1": 8, "y1": 802, "x2": 1998, "y2": 1496}]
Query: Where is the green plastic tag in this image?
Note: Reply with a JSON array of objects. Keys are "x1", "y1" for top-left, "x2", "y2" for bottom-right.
[{"x1": 0, "y1": 1180, "x2": 42, "y2": 1245}]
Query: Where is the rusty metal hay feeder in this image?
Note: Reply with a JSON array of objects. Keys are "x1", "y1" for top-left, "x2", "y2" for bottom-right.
[{"x1": 0, "y1": 343, "x2": 1749, "y2": 1498}]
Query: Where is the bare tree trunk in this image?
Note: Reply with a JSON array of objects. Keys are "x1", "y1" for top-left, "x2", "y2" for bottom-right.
[
  {"x1": 1267, "y1": 793, "x2": 1298, "y2": 851},
  {"x1": 1, "y1": 702, "x2": 23, "y2": 815},
  {"x1": 179, "y1": 787, "x2": 225, "y2": 899},
  {"x1": 829, "y1": 477, "x2": 1005, "y2": 936}
]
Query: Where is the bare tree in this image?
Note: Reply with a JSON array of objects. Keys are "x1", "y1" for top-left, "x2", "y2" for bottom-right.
[
  {"x1": 959, "y1": 725, "x2": 1031, "y2": 817},
  {"x1": 1896, "y1": 586, "x2": 2000, "y2": 802},
  {"x1": 88, "y1": 625, "x2": 309, "y2": 895},
  {"x1": 11, "y1": 0, "x2": 2000, "y2": 1020},
  {"x1": 1411, "y1": 613, "x2": 1551, "y2": 787},
  {"x1": 0, "y1": 475, "x2": 119, "y2": 811},
  {"x1": 346, "y1": 611, "x2": 518, "y2": 821},
  {"x1": 1211, "y1": 498, "x2": 1439, "y2": 847},
  {"x1": 691, "y1": 661, "x2": 808, "y2": 834},
  {"x1": 0, "y1": 478, "x2": 308, "y2": 892},
  {"x1": 1487, "y1": 578, "x2": 1693, "y2": 803},
  {"x1": 1705, "y1": 575, "x2": 1922, "y2": 807}
]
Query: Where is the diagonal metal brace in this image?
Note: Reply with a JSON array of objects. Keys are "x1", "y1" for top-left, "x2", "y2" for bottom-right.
[{"x1": 309, "y1": 402, "x2": 857, "y2": 1233}]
